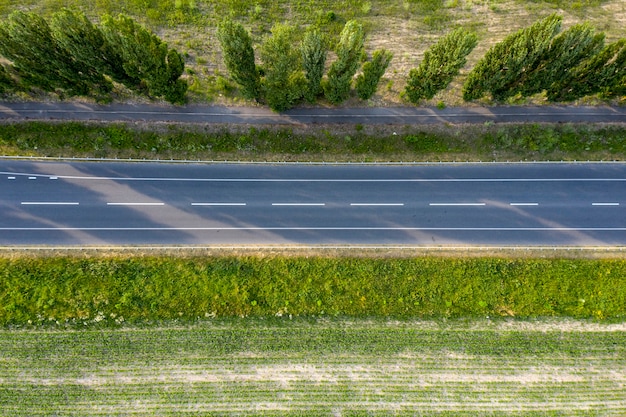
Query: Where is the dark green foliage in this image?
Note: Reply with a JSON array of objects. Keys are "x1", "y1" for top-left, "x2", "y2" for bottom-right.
[
  {"x1": 259, "y1": 23, "x2": 307, "y2": 111},
  {"x1": 463, "y1": 14, "x2": 562, "y2": 101},
  {"x1": 50, "y1": 9, "x2": 137, "y2": 91},
  {"x1": 0, "y1": 11, "x2": 96, "y2": 96},
  {"x1": 405, "y1": 28, "x2": 477, "y2": 103},
  {"x1": 0, "y1": 10, "x2": 187, "y2": 102},
  {"x1": 49, "y1": 9, "x2": 120, "y2": 98},
  {"x1": 355, "y1": 49, "x2": 393, "y2": 100},
  {"x1": 101, "y1": 14, "x2": 188, "y2": 103},
  {"x1": 547, "y1": 39, "x2": 626, "y2": 101},
  {"x1": 323, "y1": 20, "x2": 364, "y2": 104},
  {"x1": 516, "y1": 23, "x2": 605, "y2": 98},
  {"x1": 1, "y1": 256, "x2": 625, "y2": 325},
  {"x1": 0, "y1": 64, "x2": 15, "y2": 94},
  {"x1": 217, "y1": 20, "x2": 261, "y2": 101},
  {"x1": 301, "y1": 30, "x2": 327, "y2": 103}
]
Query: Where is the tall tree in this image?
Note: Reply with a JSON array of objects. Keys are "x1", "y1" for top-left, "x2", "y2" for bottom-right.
[
  {"x1": 515, "y1": 23, "x2": 605, "y2": 98},
  {"x1": 463, "y1": 14, "x2": 562, "y2": 102},
  {"x1": 0, "y1": 11, "x2": 93, "y2": 96},
  {"x1": 50, "y1": 9, "x2": 131, "y2": 91},
  {"x1": 355, "y1": 49, "x2": 393, "y2": 100},
  {"x1": 405, "y1": 28, "x2": 477, "y2": 103},
  {"x1": 217, "y1": 20, "x2": 260, "y2": 101},
  {"x1": 259, "y1": 23, "x2": 306, "y2": 111},
  {"x1": 49, "y1": 9, "x2": 117, "y2": 97},
  {"x1": 547, "y1": 39, "x2": 626, "y2": 101},
  {"x1": 323, "y1": 20, "x2": 364, "y2": 104},
  {"x1": 301, "y1": 30, "x2": 326, "y2": 103},
  {"x1": 100, "y1": 14, "x2": 187, "y2": 103}
]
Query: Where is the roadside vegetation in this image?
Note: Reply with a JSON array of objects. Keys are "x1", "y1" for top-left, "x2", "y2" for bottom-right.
[
  {"x1": 1, "y1": 255, "x2": 625, "y2": 326},
  {"x1": 1, "y1": 120, "x2": 625, "y2": 162},
  {"x1": 0, "y1": 1, "x2": 624, "y2": 107}
]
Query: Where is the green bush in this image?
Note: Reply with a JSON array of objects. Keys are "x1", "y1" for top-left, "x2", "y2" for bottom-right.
[{"x1": 355, "y1": 49, "x2": 393, "y2": 100}]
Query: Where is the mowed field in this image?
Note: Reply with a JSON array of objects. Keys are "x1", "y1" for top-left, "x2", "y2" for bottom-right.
[
  {"x1": 1, "y1": 319, "x2": 625, "y2": 416},
  {"x1": 0, "y1": 0, "x2": 625, "y2": 105}
]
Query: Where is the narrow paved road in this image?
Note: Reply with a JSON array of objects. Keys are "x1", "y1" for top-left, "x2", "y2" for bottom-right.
[
  {"x1": 1, "y1": 102, "x2": 625, "y2": 124},
  {"x1": 1, "y1": 161, "x2": 625, "y2": 246}
]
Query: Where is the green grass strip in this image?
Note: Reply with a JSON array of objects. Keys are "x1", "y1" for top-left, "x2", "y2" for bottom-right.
[
  {"x1": 1, "y1": 121, "x2": 625, "y2": 161},
  {"x1": 1, "y1": 256, "x2": 625, "y2": 326}
]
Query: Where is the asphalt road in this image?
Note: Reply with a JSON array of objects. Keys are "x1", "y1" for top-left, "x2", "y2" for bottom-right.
[
  {"x1": 1, "y1": 160, "x2": 625, "y2": 246},
  {"x1": 1, "y1": 102, "x2": 625, "y2": 124}
]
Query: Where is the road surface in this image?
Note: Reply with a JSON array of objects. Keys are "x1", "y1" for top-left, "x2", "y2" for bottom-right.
[
  {"x1": 1, "y1": 102, "x2": 625, "y2": 124},
  {"x1": 1, "y1": 160, "x2": 625, "y2": 246}
]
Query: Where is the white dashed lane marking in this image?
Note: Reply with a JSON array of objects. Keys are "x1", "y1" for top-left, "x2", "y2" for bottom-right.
[
  {"x1": 106, "y1": 202, "x2": 165, "y2": 206},
  {"x1": 272, "y1": 203, "x2": 326, "y2": 206},
  {"x1": 191, "y1": 203, "x2": 247, "y2": 206},
  {"x1": 429, "y1": 203, "x2": 486, "y2": 206},
  {"x1": 21, "y1": 202, "x2": 79, "y2": 205},
  {"x1": 350, "y1": 203, "x2": 404, "y2": 206}
]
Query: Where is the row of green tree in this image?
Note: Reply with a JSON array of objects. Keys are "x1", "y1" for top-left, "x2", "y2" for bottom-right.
[
  {"x1": 218, "y1": 19, "x2": 393, "y2": 111},
  {"x1": 462, "y1": 14, "x2": 625, "y2": 103},
  {"x1": 0, "y1": 10, "x2": 188, "y2": 103},
  {"x1": 0, "y1": 11, "x2": 623, "y2": 108},
  {"x1": 221, "y1": 14, "x2": 625, "y2": 109}
]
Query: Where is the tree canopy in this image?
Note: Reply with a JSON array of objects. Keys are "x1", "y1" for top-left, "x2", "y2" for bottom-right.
[
  {"x1": 217, "y1": 20, "x2": 260, "y2": 101},
  {"x1": 405, "y1": 28, "x2": 477, "y2": 103},
  {"x1": 323, "y1": 20, "x2": 365, "y2": 104}
]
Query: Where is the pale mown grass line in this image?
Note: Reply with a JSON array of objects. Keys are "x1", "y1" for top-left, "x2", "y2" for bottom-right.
[{"x1": 1, "y1": 319, "x2": 625, "y2": 416}]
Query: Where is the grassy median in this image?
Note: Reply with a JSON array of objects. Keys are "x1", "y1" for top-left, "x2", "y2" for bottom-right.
[{"x1": 1, "y1": 121, "x2": 626, "y2": 162}]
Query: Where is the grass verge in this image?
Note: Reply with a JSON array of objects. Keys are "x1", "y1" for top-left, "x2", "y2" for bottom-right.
[
  {"x1": 0, "y1": 318, "x2": 624, "y2": 416},
  {"x1": 1, "y1": 121, "x2": 626, "y2": 162},
  {"x1": 1, "y1": 255, "x2": 625, "y2": 326}
]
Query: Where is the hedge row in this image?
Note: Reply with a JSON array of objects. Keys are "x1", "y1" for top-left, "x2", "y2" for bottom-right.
[{"x1": 1, "y1": 256, "x2": 625, "y2": 326}]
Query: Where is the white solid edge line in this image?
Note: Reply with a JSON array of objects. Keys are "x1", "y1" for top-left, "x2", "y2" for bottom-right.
[
  {"x1": 2, "y1": 226, "x2": 626, "y2": 231},
  {"x1": 272, "y1": 203, "x2": 326, "y2": 206},
  {"x1": 350, "y1": 203, "x2": 404, "y2": 206},
  {"x1": 4, "y1": 170, "x2": 626, "y2": 183},
  {"x1": 510, "y1": 203, "x2": 539, "y2": 206},
  {"x1": 106, "y1": 202, "x2": 165, "y2": 206},
  {"x1": 592, "y1": 202, "x2": 620, "y2": 206},
  {"x1": 429, "y1": 203, "x2": 486, "y2": 206},
  {"x1": 21, "y1": 202, "x2": 79, "y2": 205},
  {"x1": 191, "y1": 203, "x2": 246, "y2": 206}
]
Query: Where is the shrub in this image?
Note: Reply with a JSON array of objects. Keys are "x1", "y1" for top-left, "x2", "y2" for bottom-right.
[{"x1": 355, "y1": 49, "x2": 393, "y2": 100}]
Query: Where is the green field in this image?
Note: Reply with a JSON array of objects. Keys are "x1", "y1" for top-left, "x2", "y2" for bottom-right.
[{"x1": 1, "y1": 318, "x2": 625, "y2": 416}]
